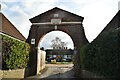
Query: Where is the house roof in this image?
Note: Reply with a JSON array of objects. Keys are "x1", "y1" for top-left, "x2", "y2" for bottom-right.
[
  {"x1": 0, "y1": 13, "x2": 26, "y2": 41},
  {"x1": 94, "y1": 10, "x2": 120, "y2": 41}
]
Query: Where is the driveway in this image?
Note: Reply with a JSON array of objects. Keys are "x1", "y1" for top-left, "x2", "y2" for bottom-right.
[
  {"x1": 26, "y1": 64, "x2": 102, "y2": 80},
  {"x1": 28, "y1": 64, "x2": 75, "y2": 79}
]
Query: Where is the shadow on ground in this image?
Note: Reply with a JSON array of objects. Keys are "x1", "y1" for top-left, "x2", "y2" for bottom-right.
[
  {"x1": 41, "y1": 69, "x2": 75, "y2": 79},
  {"x1": 24, "y1": 69, "x2": 77, "y2": 80}
]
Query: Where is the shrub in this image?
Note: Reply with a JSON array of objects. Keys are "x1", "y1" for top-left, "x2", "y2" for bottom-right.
[
  {"x1": 80, "y1": 28, "x2": 120, "y2": 78},
  {"x1": 2, "y1": 34, "x2": 30, "y2": 70}
]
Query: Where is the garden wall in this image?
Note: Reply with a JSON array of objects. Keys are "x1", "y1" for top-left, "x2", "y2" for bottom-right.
[
  {"x1": 1, "y1": 34, "x2": 31, "y2": 78},
  {"x1": 2, "y1": 69, "x2": 25, "y2": 78},
  {"x1": 37, "y1": 48, "x2": 46, "y2": 74},
  {"x1": 0, "y1": 70, "x2": 3, "y2": 78}
]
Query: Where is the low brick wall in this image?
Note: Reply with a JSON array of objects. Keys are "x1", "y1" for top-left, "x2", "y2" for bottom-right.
[
  {"x1": 0, "y1": 70, "x2": 3, "y2": 78},
  {"x1": 2, "y1": 69, "x2": 25, "y2": 78}
]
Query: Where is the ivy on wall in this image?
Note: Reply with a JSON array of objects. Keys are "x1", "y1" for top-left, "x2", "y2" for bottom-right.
[
  {"x1": 80, "y1": 28, "x2": 120, "y2": 78},
  {"x1": 2, "y1": 34, "x2": 30, "y2": 70}
]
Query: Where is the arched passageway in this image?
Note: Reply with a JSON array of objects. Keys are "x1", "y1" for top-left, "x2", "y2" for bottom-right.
[
  {"x1": 26, "y1": 7, "x2": 88, "y2": 77},
  {"x1": 38, "y1": 31, "x2": 74, "y2": 65}
]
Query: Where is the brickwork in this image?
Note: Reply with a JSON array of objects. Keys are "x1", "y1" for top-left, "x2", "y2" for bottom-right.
[{"x1": 27, "y1": 7, "x2": 88, "y2": 77}]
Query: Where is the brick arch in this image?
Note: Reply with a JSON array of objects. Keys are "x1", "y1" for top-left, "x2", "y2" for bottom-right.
[
  {"x1": 27, "y1": 24, "x2": 88, "y2": 47},
  {"x1": 26, "y1": 7, "x2": 89, "y2": 77}
]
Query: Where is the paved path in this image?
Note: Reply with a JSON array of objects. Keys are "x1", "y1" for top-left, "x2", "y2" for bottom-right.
[
  {"x1": 27, "y1": 64, "x2": 103, "y2": 80},
  {"x1": 28, "y1": 64, "x2": 75, "y2": 79}
]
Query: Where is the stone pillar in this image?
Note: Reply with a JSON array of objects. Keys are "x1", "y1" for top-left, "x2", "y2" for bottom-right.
[
  {"x1": 36, "y1": 47, "x2": 41, "y2": 74},
  {"x1": 118, "y1": 1, "x2": 120, "y2": 11},
  {"x1": 36, "y1": 47, "x2": 46, "y2": 74},
  {"x1": 73, "y1": 47, "x2": 81, "y2": 78}
]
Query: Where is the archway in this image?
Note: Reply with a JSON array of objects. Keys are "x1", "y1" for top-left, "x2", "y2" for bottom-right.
[
  {"x1": 26, "y1": 7, "x2": 88, "y2": 76},
  {"x1": 38, "y1": 31, "x2": 74, "y2": 64}
]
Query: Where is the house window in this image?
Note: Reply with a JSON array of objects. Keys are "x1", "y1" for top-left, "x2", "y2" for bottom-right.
[{"x1": 64, "y1": 55, "x2": 67, "y2": 58}]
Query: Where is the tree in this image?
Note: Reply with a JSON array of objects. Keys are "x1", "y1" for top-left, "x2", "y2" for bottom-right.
[{"x1": 51, "y1": 37, "x2": 67, "y2": 49}]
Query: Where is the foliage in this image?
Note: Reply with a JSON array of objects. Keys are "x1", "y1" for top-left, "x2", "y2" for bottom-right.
[
  {"x1": 2, "y1": 34, "x2": 30, "y2": 70},
  {"x1": 80, "y1": 28, "x2": 120, "y2": 78},
  {"x1": 51, "y1": 37, "x2": 67, "y2": 49}
]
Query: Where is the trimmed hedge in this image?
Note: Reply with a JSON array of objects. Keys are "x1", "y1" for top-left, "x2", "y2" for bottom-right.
[
  {"x1": 80, "y1": 28, "x2": 120, "y2": 78},
  {"x1": 2, "y1": 34, "x2": 30, "y2": 70}
]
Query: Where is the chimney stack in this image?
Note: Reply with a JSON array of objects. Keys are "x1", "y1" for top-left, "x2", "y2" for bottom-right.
[{"x1": 118, "y1": 1, "x2": 120, "y2": 11}]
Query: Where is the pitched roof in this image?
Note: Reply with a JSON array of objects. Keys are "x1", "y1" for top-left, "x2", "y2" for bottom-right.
[
  {"x1": 94, "y1": 10, "x2": 120, "y2": 41},
  {"x1": 0, "y1": 13, "x2": 26, "y2": 41},
  {"x1": 100, "y1": 10, "x2": 120, "y2": 35},
  {"x1": 30, "y1": 7, "x2": 84, "y2": 23}
]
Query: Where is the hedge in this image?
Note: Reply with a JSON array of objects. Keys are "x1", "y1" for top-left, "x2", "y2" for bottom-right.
[
  {"x1": 2, "y1": 34, "x2": 30, "y2": 70},
  {"x1": 80, "y1": 28, "x2": 120, "y2": 78}
]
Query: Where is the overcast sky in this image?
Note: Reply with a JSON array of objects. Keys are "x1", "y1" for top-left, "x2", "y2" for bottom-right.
[{"x1": 1, "y1": 0, "x2": 120, "y2": 49}]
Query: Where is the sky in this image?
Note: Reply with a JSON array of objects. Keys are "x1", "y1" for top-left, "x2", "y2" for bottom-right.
[{"x1": 1, "y1": 0, "x2": 120, "y2": 49}]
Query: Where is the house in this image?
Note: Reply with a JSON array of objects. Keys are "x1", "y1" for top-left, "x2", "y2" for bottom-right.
[
  {"x1": 0, "y1": 13, "x2": 26, "y2": 78},
  {"x1": 45, "y1": 49, "x2": 73, "y2": 62},
  {"x1": 0, "y1": 13, "x2": 26, "y2": 41}
]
